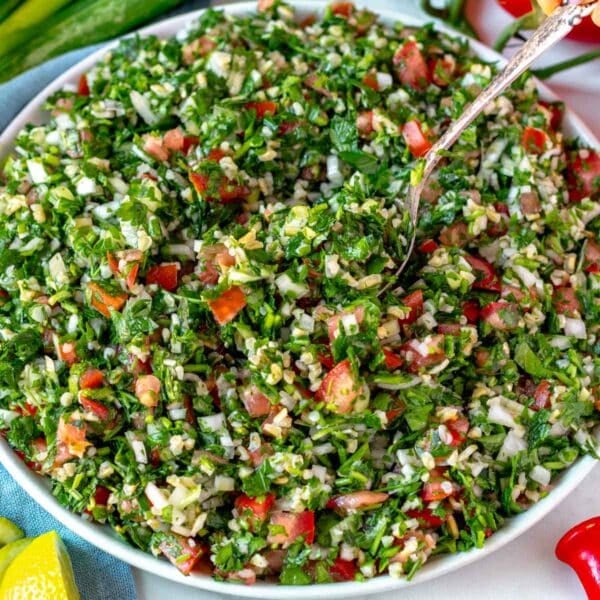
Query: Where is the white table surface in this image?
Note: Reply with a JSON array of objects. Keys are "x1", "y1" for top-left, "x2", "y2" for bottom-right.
[{"x1": 135, "y1": 1, "x2": 600, "y2": 598}]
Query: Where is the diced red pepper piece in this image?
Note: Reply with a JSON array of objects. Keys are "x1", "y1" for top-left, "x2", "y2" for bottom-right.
[{"x1": 146, "y1": 263, "x2": 179, "y2": 292}]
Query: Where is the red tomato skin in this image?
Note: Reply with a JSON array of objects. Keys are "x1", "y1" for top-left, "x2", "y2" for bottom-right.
[
  {"x1": 539, "y1": 100, "x2": 563, "y2": 131},
  {"x1": 208, "y1": 286, "x2": 247, "y2": 325},
  {"x1": 566, "y1": 150, "x2": 600, "y2": 202},
  {"x1": 462, "y1": 299, "x2": 480, "y2": 324},
  {"x1": 532, "y1": 380, "x2": 552, "y2": 411},
  {"x1": 78, "y1": 74, "x2": 90, "y2": 96},
  {"x1": 497, "y1": 0, "x2": 600, "y2": 43},
  {"x1": 362, "y1": 72, "x2": 379, "y2": 91},
  {"x1": 480, "y1": 301, "x2": 519, "y2": 331},
  {"x1": 393, "y1": 40, "x2": 430, "y2": 90},
  {"x1": 356, "y1": 111, "x2": 375, "y2": 137},
  {"x1": 383, "y1": 348, "x2": 404, "y2": 370},
  {"x1": 552, "y1": 286, "x2": 581, "y2": 316},
  {"x1": 315, "y1": 359, "x2": 359, "y2": 414},
  {"x1": 94, "y1": 485, "x2": 111, "y2": 505},
  {"x1": 79, "y1": 397, "x2": 110, "y2": 422},
  {"x1": 235, "y1": 493, "x2": 275, "y2": 521},
  {"x1": 421, "y1": 481, "x2": 454, "y2": 502},
  {"x1": 245, "y1": 101, "x2": 277, "y2": 118},
  {"x1": 465, "y1": 255, "x2": 501, "y2": 292},
  {"x1": 398, "y1": 289, "x2": 424, "y2": 325},
  {"x1": 146, "y1": 263, "x2": 179, "y2": 292},
  {"x1": 331, "y1": 2, "x2": 354, "y2": 17},
  {"x1": 268, "y1": 511, "x2": 315, "y2": 545},
  {"x1": 80, "y1": 369, "x2": 104, "y2": 390},
  {"x1": 159, "y1": 537, "x2": 203, "y2": 575},
  {"x1": 330, "y1": 558, "x2": 357, "y2": 581},
  {"x1": 406, "y1": 508, "x2": 444, "y2": 528},
  {"x1": 402, "y1": 120, "x2": 432, "y2": 158},
  {"x1": 521, "y1": 126, "x2": 548, "y2": 154},
  {"x1": 418, "y1": 239, "x2": 438, "y2": 253}
]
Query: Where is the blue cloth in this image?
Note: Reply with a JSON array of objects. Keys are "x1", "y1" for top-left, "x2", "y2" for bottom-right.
[
  {"x1": 0, "y1": 464, "x2": 136, "y2": 599},
  {"x1": 0, "y1": 0, "x2": 212, "y2": 133},
  {"x1": 0, "y1": 3, "x2": 213, "y2": 598}
]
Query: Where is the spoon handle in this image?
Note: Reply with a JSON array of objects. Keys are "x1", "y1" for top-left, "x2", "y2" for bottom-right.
[{"x1": 385, "y1": 1, "x2": 598, "y2": 293}]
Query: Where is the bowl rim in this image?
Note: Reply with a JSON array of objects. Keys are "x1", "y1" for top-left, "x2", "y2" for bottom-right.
[{"x1": 0, "y1": 2, "x2": 598, "y2": 598}]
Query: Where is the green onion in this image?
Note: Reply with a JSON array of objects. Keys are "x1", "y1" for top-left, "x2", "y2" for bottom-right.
[{"x1": 533, "y1": 48, "x2": 600, "y2": 79}]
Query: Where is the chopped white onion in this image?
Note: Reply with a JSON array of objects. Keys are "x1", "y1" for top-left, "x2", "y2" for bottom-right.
[
  {"x1": 326, "y1": 155, "x2": 343, "y2": 187},
  {"x1": 169, "y1": 408, "x2": 188, "y2": 421},
  {"x1": 144, "y1": 482, "x2": 168, "y2": 510},
  {"x1": 130, "y1": 91, "x2": 158, "y2": 125},
  {"x1": 564, "y1": 317, "x2": 586, "y2": 339},
  {"x1": 529, "y1": 465, "x2": 551, "y2": 486},
  {"x1": 498, "y1": 430, "x2": 527, "y2": 461}
]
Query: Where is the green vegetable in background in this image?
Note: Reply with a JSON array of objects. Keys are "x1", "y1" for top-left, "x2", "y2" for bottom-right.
[
  {"x1": 0, "y1": 0, "x2": 73, "y2": 56},
  {"x1": 0, "y1": 0, "x2": 185, "y2": 82},
  {"x1": 0, "y1": 0, "x2": 23, "y2": 24}
]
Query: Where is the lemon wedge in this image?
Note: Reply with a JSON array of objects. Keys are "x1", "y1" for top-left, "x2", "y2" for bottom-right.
[{"x1": 0, "y1": 531, "x2": 80, "y2": 600}]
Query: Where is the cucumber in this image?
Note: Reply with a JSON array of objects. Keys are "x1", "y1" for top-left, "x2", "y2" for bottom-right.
[
  {"x1": 0, "y1": 0, "x2": 186, "y2": 83},
  {"x1": 0, "y1": 518, "x2": 23, "y2": 548},
  {"x1": 0, "y1": 538, "x2": 33, "y2": 584},
  {"x1": 0, "y1": 0, "x2": 73, "y2": 56}
]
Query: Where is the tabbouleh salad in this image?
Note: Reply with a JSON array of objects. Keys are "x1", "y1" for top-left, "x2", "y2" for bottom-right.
[{"x1": 1, "y1": 0, "x2": 600, "y2": 586}]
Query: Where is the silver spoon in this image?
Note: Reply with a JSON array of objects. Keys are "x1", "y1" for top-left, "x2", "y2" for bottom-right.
[{"x1": 384, "y1": 0, "x2": 599, "y2": 291}]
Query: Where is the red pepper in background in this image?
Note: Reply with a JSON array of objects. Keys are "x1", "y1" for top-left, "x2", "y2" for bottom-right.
[{"x1": 497, "y1": 0, "x2": 600, "y2": 43}]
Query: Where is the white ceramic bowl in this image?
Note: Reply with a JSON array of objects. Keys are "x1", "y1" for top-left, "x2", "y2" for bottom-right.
[{"x1": 0, "y1": 3, "x2": 598, "y2": 598}]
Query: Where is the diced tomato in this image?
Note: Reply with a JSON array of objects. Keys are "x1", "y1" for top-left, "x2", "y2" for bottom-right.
[
  {"x1": 356, "y1": 110, "x2": 375, "y2": 137},
  {"x1": 401, "y1": 336, "x2": 446, "y2": 373},
  {"x1": 402, "y1": 120, "x2": 432, "y2": 158},
  {"x1": 422, "y1": 479, "x2": 455, "y2": 503},
  {"x1": 418, "y1": 238, "x2": 438, "y2": 253},
  {"x1": 245, "y1": 101, "x2": 277, "y2": 119},
  {"x1": 218, "y1": 180, "x2": 251, "y2": 203},
  {"x1": 208, "y1": 286, "x2": 247, "y2": 325},
  {"x1": 331, "y1": 2, "x2": 354, "y2": 17},
  {"x1": 58, "y1": 342, "x2": 78, "y2": 366},
  {"x1": 553, "y1": 286, "x2": 581, "y2": 316},
  {"x1": 20, "y1": 403, "x2": 38, "y2": 417},
  {"x1": 406, "y1": 508, "x2": 444, "y2": 528},
  {"x1": 383, "y1": 348, "x2": 404, "y2": 370},
  {"x1": 241, "y1": 386, "x2": 271, "y2": 417},
  {"x1": 362, "y1": 72, "x2": 379, "y2": 91},
  {"x1": 146, "y1": 263, "x2": 179, "y2": 292},
  {"x1": 143, "y1": 135, "x2": 170, "y2": 162},
  {"x1": 315, "y1": 359, "x2": 361, "y2": 414},
  {"x1": 519, "y1": 191, "x2": 541, "y2": 216},
  {"x1": 80, "y1": 397, "x2": 110, "y2": 421},
  {"x1": 327, "y1": 306, "x2": 365, "y2": 341},
  {"x1": 279, "y1": 121, "x2": 301, "y2": 135},
  {"x1": 235, "y1": 493, "x2": 275, "y2": 522},
  {"x1": 267, "y1": 511, "x2": 315, "y2": 546},
  {"x1": 57, "y1": 418, "x2": 90, "y2": 458},
  {"x1": 330, "y1": 558, "x2": 357, "y2": 582},
  {"x1": 439, "y1": 222, "x2": 469, "y2": 248},
  {"x1": 462, "y1": 299, "x2": 480, "y2": 324},
  {"x1": 429, "y1": 55, "x2": 456, "y2": 87},
  {"x1": 163, "y1": 128, "x2": 185, "y2": 152},
  {"x1": 398, "y1": 289, "x2": 424, "y2": 325},
  {"x1": 386, "y1": 398, "x2": 406, "y2": 423},
  {"x1": 248, "y1": 443, "x2": 273, "y2": 467},
  {"x1": 521, "y1": 127, "x2": 548, "y2": 154},
  {"x1": 80, "y1": 369, "x2": 104, "y2": 390},
  {"x1": 77, "y1": 74, "x2": 90, "y2": 96},
  {"x1": 393, "y1": 40, "x2": 430, "y2": 90},
  {"x1": 480, "y1": 301, "x2": 520, "y2": 331},
  {"x1": 465, "y1": 255, "x2": 501, "y2": 292},
  {"x1": 94, "y1": 485, "x2": 111, "y2": 506},
  {"x1": 584, "y1": 239, "x2": 600, "y2": 273},
  {"x1": 327, "y1": 491, "x2": 389, "y2": 514},
  {"x1": 446, "y1": 416, "x2": 469, "y2": 446},
  {"x1": 207, "y1": 148, "x2": 227, "y2": 162},
  {"x1": 437, "y1": 323, "x2": 462, "y2": 336},
  {"x1": 189, "y1": 172, "x2": 209, "y2": 194},
  {"x1": 159, "y1": 535, "x2": 203, "y2": 575},
  {"x1": 532, "y1": 380, "x2": 552, "y2": 411},
  {"x1": 539, "y1": 100, "x2": 563, "y2": 131},
  {"x1": 182, "y1": 136, "x2": 199, "y2": 154},
  {"x1": 258, "y1": 0, "x2": 275, "y2": 10},
  {"x1": 494, "y1": 202, "x2": 509, "y2": 216},
  {"x1": 135, "y1": 374, "x2": 161, "y2": 407},
  {"x1": 566, "y1": 150, "x2": 600, "y2": 202},
  {"x1": 107, "y1": 250, "x2": 142, "y2": 290},
  {"x1": 182, "y1": 36, "x2": 217, "y2": 64},
  {"x1": 317, "y1": 351, "x2": 334, "y2": 370},
  {"x1": 88, "y1": 282, "x2": 127, "y2": 318}
]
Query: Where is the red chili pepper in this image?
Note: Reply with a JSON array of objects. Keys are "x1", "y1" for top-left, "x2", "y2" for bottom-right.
[{"x1": 556, "y1": 517, "x2": 600, "y2": 598}]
